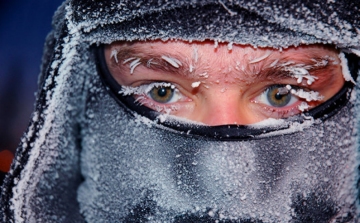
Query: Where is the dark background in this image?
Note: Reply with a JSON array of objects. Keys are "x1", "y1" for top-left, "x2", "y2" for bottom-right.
[{"x1": 0, "y1": 0, "x2": 64, "y2": 184}]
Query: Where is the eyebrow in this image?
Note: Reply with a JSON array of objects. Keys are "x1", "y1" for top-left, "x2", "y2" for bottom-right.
[
  {"x1": 110, "y1": 47, "x2": 195, "y2": 78},
  {"x1": 253, "y1": 55, "x2": 337, "y2": 81}
]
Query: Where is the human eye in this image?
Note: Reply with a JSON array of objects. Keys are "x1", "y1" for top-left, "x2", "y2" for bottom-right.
[
  {"x1": 147, "y1": 83, "x2": 182, "y2": 103},
  {"x1": 120, "y1": 82, "x2": 190, "y2": 112},
  {"x1": 253, "y1": 84, "x2": 323, "y2": 118}
]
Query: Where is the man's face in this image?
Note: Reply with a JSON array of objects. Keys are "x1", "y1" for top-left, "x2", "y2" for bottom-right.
[{"x1": 104, "y1": 41, "x2": 344, "y2": 125}]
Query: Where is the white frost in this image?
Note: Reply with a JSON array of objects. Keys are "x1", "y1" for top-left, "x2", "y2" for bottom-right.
[
  {"x1": 129, "y1": 58, "x2": 141, "y2": 74},
  {"x1": 191, "y1": 81, "x2": 201, "y2": 88},
  {"x1": 218, "y1": 0, "x2": 237, "y2": 16},
  {"x1": 298, "y1": 102, "x2": 310, "y2": 112},
  {"x1": 249, "y1": 51, "x2": 272, "y2": 64},
  {"x1": 339, "y1": 52, "x2": 356, "y2": 84},
  {"x1": 290, "y1": 89, "x2": 324, "y2": 102},
  {"x1": 161, "y1": 55, "x2": 182, "y2": 68},
  {"x1": 227, "y1": 42, "x2": 233, "y2": 51},
  {"x1": 119, "y1": 82, "x2": 175, "y2": 96},
  {"x1": 214, "y1": 40, "x2": 218, "y2": 49},
  {"x1": 284, "y1": 66, "x2": 318, "y2": 85},
  {"x1": 192, "y1": 46, "x2": 198, "y2": 63},
  {"x1": 269, "y1": 59, "x2": 279, "y2": 67},
  {"x1": 110, "y1": 49, "x2": 118, "y2": 63},
  {"x1": 147, "y1": 58, "x2": 158, "y2": 67},
  {"x1": 123, "y1": 57, "x2": 136, "y2": 64}
]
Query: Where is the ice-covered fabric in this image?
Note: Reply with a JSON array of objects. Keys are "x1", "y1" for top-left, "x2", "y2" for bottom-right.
[{"x1": 1, "y1": 0, "x2": 360, "y2": 222}]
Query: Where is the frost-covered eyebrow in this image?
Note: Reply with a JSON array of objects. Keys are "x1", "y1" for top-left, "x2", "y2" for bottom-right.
[
  {"x1": 109, "y1": 47, "x2": 194, "y2": 77},
  {"x1": 262, "y1": 56, "x2": 333, "y2": 74}
]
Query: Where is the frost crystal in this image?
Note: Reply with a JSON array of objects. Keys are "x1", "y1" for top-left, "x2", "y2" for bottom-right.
[
  {"x1": 249, "y1": 51, "x2": 272, "y2": 64},
  {"x1": 192, "y1": 46, "x2": 198, "y2": 63},
  {"x1": 298, "y1": 102, "x2": 310, "y2": 111},
  {"x1": 214, "y1": 40, "x2": 218, "y2": 49},
  {"x1": 284, "y1": 66, "x2": 318, "y2": 85},
  {"x1": 227, "y1": 42, "x2": 233, "y2": 51},
  {"x1": 191, "y1": 81, "x2": 201, "y2": 88},
  {"x1": 161, "y1": 55, "x2": 182, "y2": 68},
  {"x1": 218, "y1": 0, "x2": 237, "y2": 16},
  {"x1": 277, "y1": 87, "x2": 289, "y2": 95},
  {"x1": 110, "y1": 49, "x2": 118, "y2": 63},
  {"x1": 129, "y1": 58, "x2": 141, "y2": 74},
  {"x1": 123, "y1": 57, "x2": 136, "y2": 64},
  {"x1": 290, "y1": 89, "x2": 324, "y2": 102},
  {"x1": 339, "y1": 52, "x2": 356, "y2": 84}
]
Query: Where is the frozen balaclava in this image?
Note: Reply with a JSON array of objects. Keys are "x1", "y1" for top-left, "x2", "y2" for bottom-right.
[{"x1": 1, "y1": 1, "x2": 360, "y2": 223}]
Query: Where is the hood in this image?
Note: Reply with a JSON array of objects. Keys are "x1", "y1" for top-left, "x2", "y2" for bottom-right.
[{"x1": 1, "y1": 0, "x2": 360, "y2": 222}]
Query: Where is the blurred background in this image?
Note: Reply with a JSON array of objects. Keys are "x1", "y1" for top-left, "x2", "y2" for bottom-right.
[{"x1": 0, "y1": 0, "x2": 64, "y2": 185}]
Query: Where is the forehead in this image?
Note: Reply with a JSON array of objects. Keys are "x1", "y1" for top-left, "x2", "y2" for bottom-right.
[{"x1": 108, "y1": 40, "x2": 339, "y2": 65}]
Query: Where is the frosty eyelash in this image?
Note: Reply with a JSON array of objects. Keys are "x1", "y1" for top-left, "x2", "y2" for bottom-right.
[{"x1": 290, "y1": 89, "x2": 324, "y2": 102}]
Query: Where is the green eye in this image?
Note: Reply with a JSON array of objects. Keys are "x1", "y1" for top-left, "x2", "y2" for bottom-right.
[
  {"x1": 266, "y1": 85, "x2": 293, "y2": 107},
  {"x1": 149, "y1": 86, "x2": 175, "y2": 103}
]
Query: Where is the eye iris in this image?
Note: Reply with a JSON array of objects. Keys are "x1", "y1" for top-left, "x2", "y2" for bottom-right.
[
  {"x1": 150, "y1": 87, "x2": 174, "y2": 103},
  {"x1": 267, "y1": 85, "x2": 291, "y2": 107}
]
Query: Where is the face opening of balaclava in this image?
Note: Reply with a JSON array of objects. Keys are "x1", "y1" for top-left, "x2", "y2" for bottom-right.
[{"x1": 1, "y1": 1, "x2": 360, "y2": 223}]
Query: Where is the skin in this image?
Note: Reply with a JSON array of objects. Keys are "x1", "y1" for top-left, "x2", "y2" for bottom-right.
[{"x1": 104, "y1": 40, "x2": 345, "y2": 126}]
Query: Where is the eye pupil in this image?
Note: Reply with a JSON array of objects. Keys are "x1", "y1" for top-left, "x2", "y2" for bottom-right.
[
  {"x1": 274, "y1": 93, "x2": 283, "y2": 100},
  {"x1": 157, "y1": 88, "x2": 168, "y2": 97}
]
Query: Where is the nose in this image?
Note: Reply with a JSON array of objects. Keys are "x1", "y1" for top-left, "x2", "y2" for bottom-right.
[{"x1": 196, "y1": 90, "x2": 255, "y2": 126}]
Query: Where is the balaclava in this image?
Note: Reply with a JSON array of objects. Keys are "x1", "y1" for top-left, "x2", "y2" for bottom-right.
[{"x1": 1, "y1": 1, "x2": 360, "y2": 222}]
